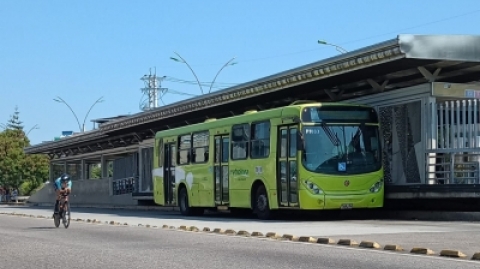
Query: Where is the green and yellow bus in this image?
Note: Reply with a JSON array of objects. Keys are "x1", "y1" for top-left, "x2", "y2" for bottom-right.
[{"x1": 152, "y1": 102, "x2": 384, "y2": 219}]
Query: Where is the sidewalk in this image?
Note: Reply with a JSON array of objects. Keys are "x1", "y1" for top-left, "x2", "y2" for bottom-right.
[{"x1": 22, "y1": 202, "x2": 180, "y2": 212}]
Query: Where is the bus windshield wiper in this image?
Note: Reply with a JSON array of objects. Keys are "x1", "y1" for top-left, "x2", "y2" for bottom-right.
[{"x1": 320, "y1": 123, "x2": 340, "y2": 146}]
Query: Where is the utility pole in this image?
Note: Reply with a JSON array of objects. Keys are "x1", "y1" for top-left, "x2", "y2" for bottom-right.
[{"x1": 140, "y1": 68, "x2": 167, "y2": 111}]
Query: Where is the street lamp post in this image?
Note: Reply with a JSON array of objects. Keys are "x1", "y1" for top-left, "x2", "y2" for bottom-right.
[
  {"x1": 208, "y1": 57, "x2": 237, "y2": 94},
  {"x1": 170, "y1": 52, "x2": 237, "y2": 95},
  {"x1": 317, "y1": 40, "x2": 348, "y2": 54},
  {"x1": 170, "y1": 52, "x2": 205, "y2": 95},
  {"x1": 26, "y1": 124, "x2": 39, "y2": 136},
  {"x1": 53, "y1": 96, "x2": 104, "y2": 132}
]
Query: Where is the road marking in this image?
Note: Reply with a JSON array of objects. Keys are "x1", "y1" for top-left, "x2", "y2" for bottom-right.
[{"x1": 1, "y1": 211, "x2": 478, "y2": 263}]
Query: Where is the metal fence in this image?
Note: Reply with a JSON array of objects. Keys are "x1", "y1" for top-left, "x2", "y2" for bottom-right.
[{"x1": 112, "y1": 177, "x2": 136, "y2": 195}]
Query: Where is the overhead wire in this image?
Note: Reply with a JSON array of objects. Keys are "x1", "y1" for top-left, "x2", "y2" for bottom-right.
[{"x1": 158, "y1": 8, "x2": 480, "y2": 104}]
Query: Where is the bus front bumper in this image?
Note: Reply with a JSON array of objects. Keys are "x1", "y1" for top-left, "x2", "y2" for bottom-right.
[{"x1": 299, "y1": 190, "x2": 384, "y2": 210}]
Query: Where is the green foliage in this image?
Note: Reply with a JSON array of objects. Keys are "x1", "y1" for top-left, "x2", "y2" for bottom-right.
[
  {"x1": 90, "y1": 165, "x2": 101, "y2": 179},
  {"x1": 89, "y1": 162, "x2": 113, "y2": 179},
  {"x1": 0, "y1": 107, "x2": 48, "y2": 194}
]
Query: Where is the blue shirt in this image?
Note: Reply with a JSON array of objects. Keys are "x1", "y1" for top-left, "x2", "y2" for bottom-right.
[{"x1": 54, "y1": 177, "x2": 72, "y2": 190}]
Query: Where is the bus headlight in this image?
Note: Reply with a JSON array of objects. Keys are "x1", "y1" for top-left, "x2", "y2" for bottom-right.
[
  {"x1": 303, "y1": 180, "x2": 323, "y2": 195},
  {"x1": 369, "y1": 179, "x2": 383, "y2": 193}
]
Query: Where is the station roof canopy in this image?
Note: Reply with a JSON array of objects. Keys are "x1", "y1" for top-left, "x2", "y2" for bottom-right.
[{"x1": 26, "y1": 34, "x2": 480, "y2": 158}]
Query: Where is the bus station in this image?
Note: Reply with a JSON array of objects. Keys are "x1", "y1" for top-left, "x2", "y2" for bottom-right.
[{"x1": 24, "y1": 34, "x2": 480, "y2": 211}]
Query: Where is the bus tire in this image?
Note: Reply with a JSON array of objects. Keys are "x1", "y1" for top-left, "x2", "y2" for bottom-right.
[
  {"x1": 179, "y1": 187, "x2": 192, "y2": 216},
  {"x1": 254, "y1": 185, "x2": 271, "y2": 220},
  {"x1": 179, "y1": 186, "x2": 204, "y2": 216}
]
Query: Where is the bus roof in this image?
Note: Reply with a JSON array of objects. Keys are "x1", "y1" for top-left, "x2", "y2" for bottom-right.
[{"x1": 154, "y1": 102, "x2": 375, "y2": 139}]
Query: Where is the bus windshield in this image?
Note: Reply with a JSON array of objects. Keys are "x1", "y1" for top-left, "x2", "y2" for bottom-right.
[{"x1": 301, "y1": 124, "x2": 382, "y2": 175}]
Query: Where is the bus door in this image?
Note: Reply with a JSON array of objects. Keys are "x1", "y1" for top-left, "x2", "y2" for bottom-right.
[
  {"x1": 214, "y1": 135, "x2": 230, "y2": 206},
  {"x1": 163, "y1": 142, "x2": 176, "y2": 205},
  {"x1": 277, "y1": 126, "x2": 299, "y2": 208}
]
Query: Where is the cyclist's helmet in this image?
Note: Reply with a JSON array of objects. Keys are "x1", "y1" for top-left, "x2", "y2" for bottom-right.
[{"x1": 60, "y1": 173, "x2": 70, "y2": 183}]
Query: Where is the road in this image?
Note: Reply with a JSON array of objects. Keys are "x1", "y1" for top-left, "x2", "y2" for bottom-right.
[
  {"x1": 2, "y1": 205, "x2": 480, "y2": 258},
  {"x1": 1, "y1": 214, "x2": 478, "y2": 269}
]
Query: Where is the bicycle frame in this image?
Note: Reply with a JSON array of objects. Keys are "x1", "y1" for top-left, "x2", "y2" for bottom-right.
[{"x1": 53, "y1": 188, "x2": 71, "y2": 229}]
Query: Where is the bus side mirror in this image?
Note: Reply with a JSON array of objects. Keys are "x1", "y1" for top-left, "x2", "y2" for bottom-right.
[{"x1": 297, "y1": 131, "x2": 304, "y2": 151}]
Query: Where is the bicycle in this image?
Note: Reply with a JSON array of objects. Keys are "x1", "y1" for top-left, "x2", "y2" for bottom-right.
[{"x1": 53, "y1": 191, "x2": 71, "y2": 229}]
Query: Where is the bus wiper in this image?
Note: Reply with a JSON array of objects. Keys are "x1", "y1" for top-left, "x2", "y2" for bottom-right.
[
  {"x1": 320, "y1": 123, "x2": 340, "y2": 146},
  {"x1": 352, "y1": 123, "x2": 365, "y2": 146}
]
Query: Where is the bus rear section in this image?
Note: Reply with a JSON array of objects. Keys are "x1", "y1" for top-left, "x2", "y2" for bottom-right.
[{"x1": 292, "y1": 104, "x2": 384, "y2": 211}]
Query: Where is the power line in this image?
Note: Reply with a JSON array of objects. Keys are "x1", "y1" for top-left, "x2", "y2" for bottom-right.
[
  {"x1": 174, "y1": 9, "x2": 480, "y2": 66},
  {"x1": 337, "y1": 9, "x2": 480, "y2": 46}
]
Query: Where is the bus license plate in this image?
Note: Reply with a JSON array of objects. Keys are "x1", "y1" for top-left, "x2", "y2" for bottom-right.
[{"x1": 340, "y1": 203, "x2": 353, "y2": 210}]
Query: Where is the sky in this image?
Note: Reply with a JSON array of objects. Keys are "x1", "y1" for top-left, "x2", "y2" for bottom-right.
[{"x1": 1, "y1": 0, "x2": 479, "y2": 145}]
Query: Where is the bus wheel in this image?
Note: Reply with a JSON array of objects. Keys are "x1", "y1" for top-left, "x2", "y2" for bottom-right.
[
  {"x1": 254, "y1": 185, "x2": 271, "y2": 220},
  {"x1": 179, "y1": 187, "x2": 192, "y2": 216}
]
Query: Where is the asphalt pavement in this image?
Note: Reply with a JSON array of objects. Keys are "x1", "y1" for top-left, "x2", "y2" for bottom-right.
[
  {"x1": 1, "y1": 205, "x2": 480, "y2": 259},
  {"x1": 1, "y1": 215, "x2": 479, "y2": 269}
]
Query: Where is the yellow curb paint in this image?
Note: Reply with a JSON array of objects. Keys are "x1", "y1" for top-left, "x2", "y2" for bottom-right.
[
  {"x1": 251, "y1": 231, "x2": 264, "y2": 237},
  {"x1": 384, "y1": 244, "x2": 404, "y2": 251},
  {"x1": 440, "y1": 249, "x2": 467, "y2": 258},
  {"x1": 225, "y1": 229, "x2": 236, "y2": 235},
  {"x1": 359, "y1": 241, "x2": 381, "y2": 249},
  {"x1": 337, "y1": 239, "x2": 358, "y2": 246},
  {"x1": 265, "y1": 232, "x2": 280, "y2": 238},
  {"x1": 298, "y1": 236, "x2": 317, "y2": 243},
  {"x1": 410, "y1": 247, "x2": 435, "y2": 255},
  {"x1": 282, "y1": 234, "x2": 299, "y2": 241},
  {"x1": 213, "y1": 228, "x2": 225, "y2": 234},
  {"x1": 188, "y1": 226, "x2": 199, "y2": 232},
  {"x1": 317, "y1": 238, "x2": 335, "y2": 244},
  {"x1": 236, "y1": 230, "x2": 251, "y2": 237},
  {"x1": 471, "y1": 252, "x2": 480, "y2": 260}
]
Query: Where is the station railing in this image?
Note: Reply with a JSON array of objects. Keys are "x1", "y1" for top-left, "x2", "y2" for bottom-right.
[{"x1": 112, "y1": 177, "x2": 137, "y2": 195}]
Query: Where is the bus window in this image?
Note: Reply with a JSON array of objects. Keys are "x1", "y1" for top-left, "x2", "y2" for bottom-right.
[
  {"x1": 192, "y1": 131, "x2": 209, "y2": 163},
  {"x1": 289, "y1": 128, "x2": 297, "y2": 158},
  {"x1": 231, "y1": 124, "x2": 249, "y2": 160},
  {"x1": 251, "y1": 121, "x2": 270, "y2": 159},
  {"x1": 280, "y1": 129, "x2": 288, "y2": 158},
  {"x1": 178, "y1": 135, "x2": 191, "y2": 165},
  {"x1": 157, "y1": 139, "x2": 163, "y2": 167}
]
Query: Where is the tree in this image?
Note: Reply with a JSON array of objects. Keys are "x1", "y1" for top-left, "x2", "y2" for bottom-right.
[
  {"x1": 0, "y1": 108, "x2": 48, "y2": 194},
  {"x1": 6, "y1": 106, "x2": 24, "y2": 131}
]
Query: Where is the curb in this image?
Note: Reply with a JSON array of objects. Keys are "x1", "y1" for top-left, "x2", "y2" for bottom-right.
[{"x1": 1, "y1": 211, "x2": 479, "y2": 261}]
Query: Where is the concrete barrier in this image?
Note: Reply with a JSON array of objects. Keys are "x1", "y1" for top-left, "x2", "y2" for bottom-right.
[{"x1": 27, "y1": 179, "x2": 138, "y2": 207}]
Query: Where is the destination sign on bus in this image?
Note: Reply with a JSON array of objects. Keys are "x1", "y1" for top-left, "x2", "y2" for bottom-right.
[{"x1": 301, "y1": 107, "x2": 378, "y2": 123}]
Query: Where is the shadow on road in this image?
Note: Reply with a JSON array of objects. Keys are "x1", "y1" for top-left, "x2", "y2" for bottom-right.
[{"x1": 26, "y1": 227, "x2": 57, "y2": 230}]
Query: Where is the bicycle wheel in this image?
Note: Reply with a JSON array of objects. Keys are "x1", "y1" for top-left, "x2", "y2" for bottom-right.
[
  {"x1": 53, "y1": 213, "x2": 60, "y2": 228},
  {"x1": 63, "y1": 203, "x2": 71, "y2": 229}
]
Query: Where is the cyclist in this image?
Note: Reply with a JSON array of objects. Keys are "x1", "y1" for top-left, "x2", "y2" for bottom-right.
[{"x1": 53, "y1": 173, "x2": 72, "y2": 214}]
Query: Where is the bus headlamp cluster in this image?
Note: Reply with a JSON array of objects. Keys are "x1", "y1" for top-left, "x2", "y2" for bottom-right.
[
  {"x1": 303, "y1": 180, "x2": 323, "y2": 195},
  {"x1": 369, "y1": 179, "x2": 383, "y2": 193}
]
